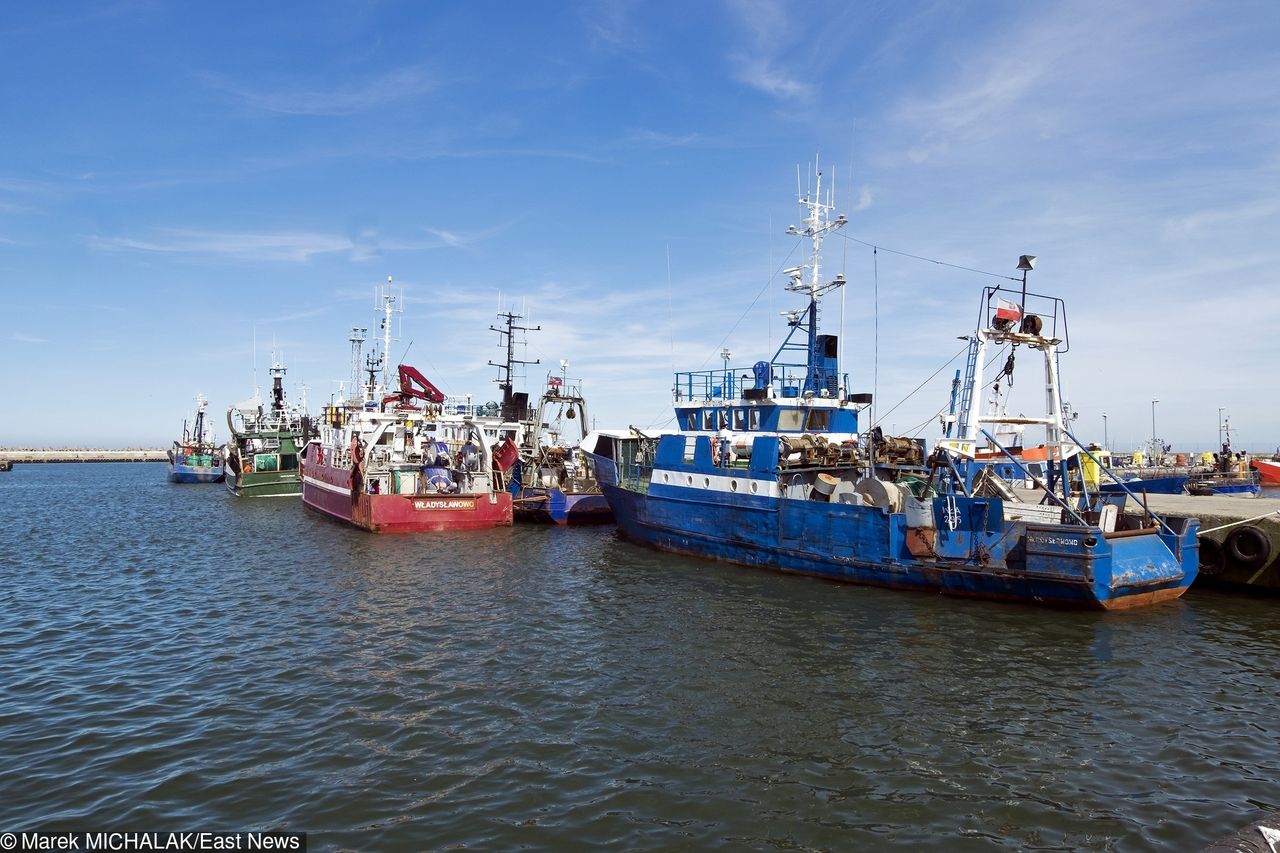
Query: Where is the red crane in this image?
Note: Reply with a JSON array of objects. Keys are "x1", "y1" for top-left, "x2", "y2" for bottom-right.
[{"x1": 382, "y1": 364, "x2": 446, "y2": 408}]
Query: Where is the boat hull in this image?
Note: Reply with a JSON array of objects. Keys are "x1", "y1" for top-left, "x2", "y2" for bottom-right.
[
  {"x1": 1198, "y1": 482, "x2": 1262, "y2": 497},
  {"x1": 168, "y1": 463, "x2": 225, "y2": 484},
  {"x1": 1251, "y1": 459, "x2": 1280, "y2": 485},
  {"x1": 226, "y1": 468, "x2": 301, "y2": 498},
  {"x1": 512, "y1": 488, "x2": 614, "y2": 525},
  {"x1": 601, "y1": 483, "x2": 1194, "y2": 610},
  {"x1": 302, "y1": 459, "x2": 511, "y2": 532},
  {"x1": 1099, "y1": 474, "x2": 1189, "y2": 495}
]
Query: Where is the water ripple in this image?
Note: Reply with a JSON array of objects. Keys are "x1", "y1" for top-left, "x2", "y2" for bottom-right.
[{"x1": 0, "y1": 464, "x2": 1277, "y2": 850}]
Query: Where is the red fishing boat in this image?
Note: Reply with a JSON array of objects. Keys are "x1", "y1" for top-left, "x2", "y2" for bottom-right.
[
  {"x1": 303, "y1": 363, "x2": 518, "y2": 532},
  {"x1": 301, "y1": 288, "x2": 518, "y2": 532},
  {"x1": 1251, "y1": 457, "x2": 1280, "y2": 484}
]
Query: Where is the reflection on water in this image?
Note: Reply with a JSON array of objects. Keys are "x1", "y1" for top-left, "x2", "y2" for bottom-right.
[{"x1": 0, "y1": 464, "x2": 1276, "y2": 850}]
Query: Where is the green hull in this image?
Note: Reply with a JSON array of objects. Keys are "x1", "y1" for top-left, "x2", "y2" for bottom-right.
[
  {"x1": 226, "y1": 468, "x2": 302, "y2": 498},
  {"x1": 226, "y1": 362, "x2": 310, "y2": 499},
  {"x1": 225, "y1": 426, "x2": 306, "y2": 499}
]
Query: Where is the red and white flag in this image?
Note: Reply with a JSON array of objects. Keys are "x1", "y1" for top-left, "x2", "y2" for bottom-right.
[{"x1": 995, "y1": 298, "x2": 1022, "y2": 322}]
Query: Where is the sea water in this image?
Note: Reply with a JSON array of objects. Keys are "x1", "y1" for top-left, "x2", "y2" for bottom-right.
[{"x1": 0, "y1": 463, "x2": 1276, "y2": 850}]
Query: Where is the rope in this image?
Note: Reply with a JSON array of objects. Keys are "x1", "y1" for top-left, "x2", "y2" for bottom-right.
[
  {"x1": 836, "y1": 233, "x2": 1021, "y2": 282},
  {"x1": 1199, "y1": 510, "x2": 1280, "y2": 536}
]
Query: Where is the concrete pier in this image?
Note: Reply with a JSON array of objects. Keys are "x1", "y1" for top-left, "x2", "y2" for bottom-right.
[
  {"x1": 1129, "y1": 492, "x2": 1280, "y2": 591},
  {"x1": 0, "y1": 449, "x2": 167, "y2": 463}
]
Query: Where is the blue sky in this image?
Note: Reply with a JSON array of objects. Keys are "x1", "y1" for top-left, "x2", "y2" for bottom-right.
[{"x1": 2, "y1": 1, "x2": 1278, "y2": 451}]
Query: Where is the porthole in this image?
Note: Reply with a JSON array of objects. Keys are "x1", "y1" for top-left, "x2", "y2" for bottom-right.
[
  {"x1": 750, "y1": 481, "x2": 759, "y2": 494},
  {"x1": 730, "y1": 480, "x2": 739, "y2": 492},
  {"x1": 703, "y1": 477, "x2": 710, "y2": 488},
  {"x1": 662, "y1": 473, "x2": 669, "y2": 483},
  {"x1": 687, "y1": 475, "x2": 694, "y2": 485}
]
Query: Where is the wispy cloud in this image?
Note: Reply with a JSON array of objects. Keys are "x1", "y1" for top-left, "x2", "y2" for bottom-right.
[
  {"x1": 88, "y1": 221, "x2": 515, "y2": 263},
  {"x1": 580, "y1": 0, "x2": 644, "y2": 51},
  {"x1": 724, "y1": 0, "x2": 812, "y2": 101},
  {"x1": 204, "y1": 66, "x2": 437, "y2": 116},
  {"x1": 13, "y1": 333, "x2": 47, "y2": 344},
  {"x1": 620, "y1": 129, "x2": 701, "y2": 149},
  {"x1": 89, "y1": 229, "x2": 356, "y2": 262}
]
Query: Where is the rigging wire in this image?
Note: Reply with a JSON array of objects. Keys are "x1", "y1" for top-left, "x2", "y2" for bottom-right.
[
  {"x1": 901, "y1": 344, "x2": 1014, "y2": 438},
  {"x1": 870, "y1": 343, "x2": 970, "y2": 430},
  {"x1": 837, "y1": 232, "x2": 1021, "y2": 282},
  {"x1": 871, "y1": 340, "x2": 1011, "y2": 433},
  {"x1": 873, "y1": 247, "x2": 879, "y2": 432},
  {"x1": 693, "y1": 241, "x2": 803, "y2": 371}
]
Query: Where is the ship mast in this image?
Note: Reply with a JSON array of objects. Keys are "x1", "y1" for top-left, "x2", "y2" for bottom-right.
[
  {"x1": 779, "y1": 164, "x2": 848, "y2": 395},
  {"x1": 376, "y1": 278, "x2": 401, "y2": 396},
  {"x1": 348, "y1": 327, "x2": 367, "y2": 405},
  {"x1": 268, "y1": 355, "x2": 287, "y2": 416},
  {"x1": 489, "y1": 309, "x2": 540, "y2": 421}
]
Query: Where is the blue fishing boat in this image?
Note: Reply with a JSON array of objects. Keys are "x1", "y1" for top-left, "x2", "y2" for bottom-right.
[
  {"x1": 1100, "y1": 471, "x2": 1190, "y2": 496},
  {"x1": 588, "y1": 169, "x2": 1198, "y2": 609},
  {"x1": 1186, "y1": 418, "x2": 1262, "y2": 497},
  {"x1": 511, "y1": 369, "x2": 613, "y2": 524},
  {"x1": 167, "y1": 394, "x2": 226, "y2": 484}
]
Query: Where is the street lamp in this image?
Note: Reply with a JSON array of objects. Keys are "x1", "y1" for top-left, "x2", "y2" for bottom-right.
[
  {"x1": 1151, "y1": 400, "x2": 1159, "y2": 457},
  {"x1": 720, "y1": 348, "x2": 732, "y2": 397},
  {"x1": 1102, "y1": 412, "x2": 1109, "y2": 450}
]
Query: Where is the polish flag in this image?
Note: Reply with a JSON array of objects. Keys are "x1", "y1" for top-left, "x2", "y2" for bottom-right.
[{"x1": 995, "y1": 298, "x2": 1022, "y2": 322}]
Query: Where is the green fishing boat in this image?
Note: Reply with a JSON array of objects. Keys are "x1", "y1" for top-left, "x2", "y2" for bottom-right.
[{"x1": 225, "y1": 359, "x2": 311, "y2": 498}]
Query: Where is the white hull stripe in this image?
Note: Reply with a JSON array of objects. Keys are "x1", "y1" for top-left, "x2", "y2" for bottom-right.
[
  {"x1": 303, "y1": 476, "x2": 351, "y2": 497},
  {"x1": 650, "y1": 469, "x2": 783, "y2": 498}
]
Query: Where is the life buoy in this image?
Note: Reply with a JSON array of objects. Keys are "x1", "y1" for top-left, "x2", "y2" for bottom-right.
[
  {"x1": 1197, "y1": 536, "x2": 1226, "y2": 577},
  {"x1": 1226, "y1": 526, "x2": 1272, "y2": 570}
]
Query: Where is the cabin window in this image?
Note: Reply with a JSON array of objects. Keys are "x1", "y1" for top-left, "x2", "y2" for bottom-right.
[
  {"x1": 684, "y1": 412, "x2": 698, "y2": 430},
  {"x1": 733, "y1": 408, "x2": 748, "y2": 431},
  {"x1": 807, "y1": 409, "x2": 831, "y2": 431},
  {"x1": 749, "y1": 409, "x2": 760, "y2": 430},
  {"x1": 279, "y1": 453, "x2": 298, "y2": 471},
  {"x1": 777, "y1": 409, "x2": 805, "y2": 431},
  {"x1": 702, "y1": 409, "x2": 718, "y2": 430}
]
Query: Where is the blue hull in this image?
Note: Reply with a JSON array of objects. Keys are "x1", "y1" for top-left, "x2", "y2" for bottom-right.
[
  {"x1": 513, "y1": 488, "x2": 613, "y2": 525},
  {"x1": 601, "y1": 482, "x2": 1196, "y2": 609},
  {"x1": 168, "y1": 463, "x2": 225, "y2": 484},
  {"x1": 1099, "y1": 474, "x2": 1188, "y2": 495},
  {"x1": 1198, "y1": 482, "x2": 1261, "y2": 497}
]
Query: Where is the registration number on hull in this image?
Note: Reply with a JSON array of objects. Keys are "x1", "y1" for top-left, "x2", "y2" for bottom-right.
[{"x1": 413, "y1": 498, "x2": 477, "y2": 511}]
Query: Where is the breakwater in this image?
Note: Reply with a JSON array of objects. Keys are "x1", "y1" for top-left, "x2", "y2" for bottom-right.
[{"x1": 0, "y1": 449, "x2": 166, "y2": 463}]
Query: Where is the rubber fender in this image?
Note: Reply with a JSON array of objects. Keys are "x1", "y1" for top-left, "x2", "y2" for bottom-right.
[
  {"x1": 1226, "y1": 525, "x2": 1273, "y2": 570},
  {"x1": 1197, "y1": 536, "x2": 1226, "y2": 577}
]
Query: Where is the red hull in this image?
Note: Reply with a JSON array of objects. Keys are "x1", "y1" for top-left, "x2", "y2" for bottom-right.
[
  {"x1": 302, "y1": 459, "x2": 512, "y2": 532},
  {"x1": 1251, "y1": 459, "x2": 1280, "y2": 484}
]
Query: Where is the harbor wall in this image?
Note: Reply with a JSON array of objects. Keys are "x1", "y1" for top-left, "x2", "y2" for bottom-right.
[
  {"x1": 1134, "y1": 493, "x2": 1280, "y2": 591},
  {"x1": 0, "y1": 449, "x2": 167, "y2": 463}
]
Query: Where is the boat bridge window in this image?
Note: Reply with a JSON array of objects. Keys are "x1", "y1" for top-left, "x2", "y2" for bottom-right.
[
  {"x1": 280, "y1": 453, "x2": 298, "y2": 471},
  {"x1": 733, "y1": 408, "x2": 748, "y2": 431},
  {"x1": 777, "y1": 409, "x2": 805, "y2": 431},
  {"x1": 683, "y1": 412, "x2": 697, "y2": 430},
  {"x1": 807, "y1": 410, "x2": 830, "y2": 431},
  {"x1": 701, "y1": 409, "x2": 718, "y2": 430}
]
